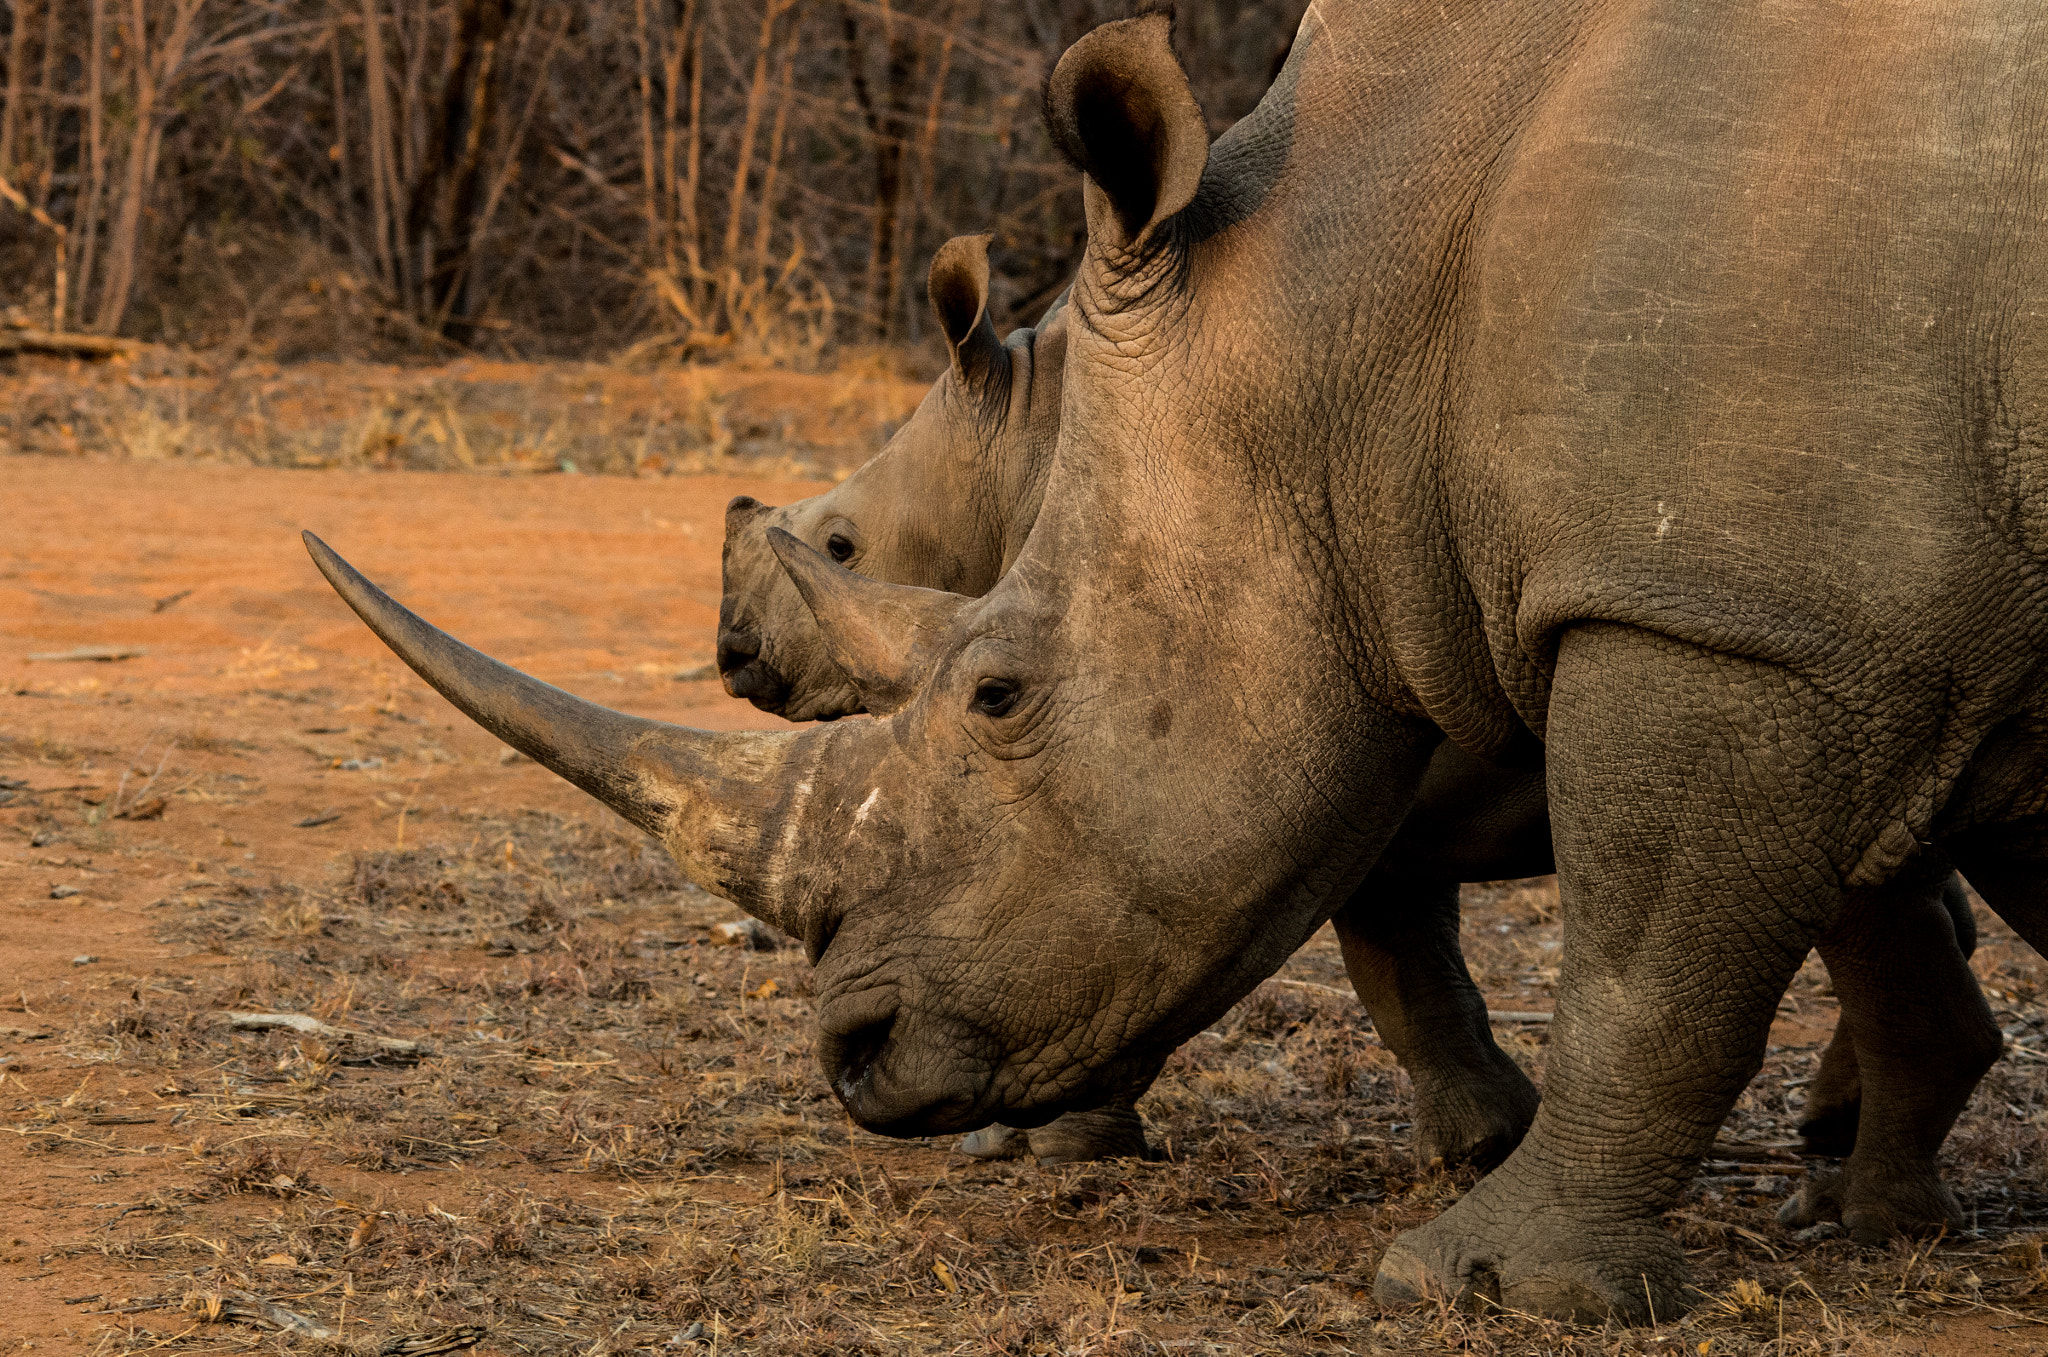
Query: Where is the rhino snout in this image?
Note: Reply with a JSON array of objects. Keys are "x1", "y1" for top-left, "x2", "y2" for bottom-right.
[
  {"x1": 716, "y1": 628, "x2": 791, "y2": 710},
  {"x1": 819, "y1": 995, "x2": 988, "y2": 1137}
]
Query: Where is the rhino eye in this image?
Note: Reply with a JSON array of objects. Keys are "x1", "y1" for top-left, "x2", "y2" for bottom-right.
[
  {"x1": 826, "y1": 534, "x2": 855, "y2": 563},
  {"x1": 971, "y1": 679, "x2": 1019, "y2": 718}
]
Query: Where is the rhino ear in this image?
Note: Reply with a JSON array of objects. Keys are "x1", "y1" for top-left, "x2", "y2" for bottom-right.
[
  {"x1": 1045, "y1": 13, "x2": 1210, "y2": 251},
  {"x1": 767, "y1": 528, "x2": 969, "y2": 715},
  {"x1": 928, "y1": 233, "x2": 1005, "y2": 386}
]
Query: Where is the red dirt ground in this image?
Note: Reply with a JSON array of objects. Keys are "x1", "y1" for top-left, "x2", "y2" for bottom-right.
[
  {"x1": 4, "y1": 456, "x2": 824, "y2": 1348},
  {"x1": 7, "y1": 454, "x2": 2048, "y2": 1356},
  {"x1": 3, "y1": 455, "x2": 821, "y2": 994}
]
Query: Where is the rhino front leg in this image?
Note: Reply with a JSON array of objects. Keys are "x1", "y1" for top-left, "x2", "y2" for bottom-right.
[
  {"x1": 1333, "y1": 879, "x2": 1539, "y2": 1168},
  {"x1": 1779, "y1": 865, "x2": 2001, "y2": 1243},
  {"x1": 1376, "y1": 627, "x2": 1843, "y2": 1323},
  {"x1": 958, "y1": 1099, "x2": 1150, "y2": 1163}
]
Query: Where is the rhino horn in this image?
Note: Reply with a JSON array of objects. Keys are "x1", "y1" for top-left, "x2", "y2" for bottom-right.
[
  {"x1": 928, "y1": 233, "x2": 1005, "y2": 387},
  {"x1": 301, "y1": 531, "x2": 810, "y2": 937},
  {"x1": 766, "y1": 527, "x2": 968, "y2": 715},
  {"x1": 1044, "y1": 13, "x2": 1211, "y2": 249}
]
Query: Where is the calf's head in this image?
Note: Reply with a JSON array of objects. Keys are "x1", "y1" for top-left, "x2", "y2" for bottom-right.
[
  {"x1": 717, "y1": 234, "x2": 1067, "y2": 721},
  {"x1": 306, "y1": 16, "x2": 1435, "y2": 1139}
]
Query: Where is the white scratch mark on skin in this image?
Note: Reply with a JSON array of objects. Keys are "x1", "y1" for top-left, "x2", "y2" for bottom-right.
[
  {"x1": 1655, "y1": 500, "x2": 1674, "y2": 539},
  {"x1": 850, "y1": 786, "x2": 881, "y2": 837},
  {"x1": 775, "y1": 777, "x2": 814, "y2": 884}
]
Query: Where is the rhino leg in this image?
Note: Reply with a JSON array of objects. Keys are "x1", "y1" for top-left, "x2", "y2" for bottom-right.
[
  {"x1": 1949, "y1": 817, "x2": 2048, "y2": 959},
  {"x1": 1798, "y1": 870, "x2": 1979, "y2": 1156},
  {"x1": 1026, "y1": 1101, "x2": 1149, "y2": 1163},
  {"x1": 1779, "y1": 866, "x2": 2000, "y2": 1244},
  {"x1": 1378, "y1": 630, "x2": 1854, "y2": 1322},
  {"x1": 1334, "y1": 878, "x2": 1540, "y2": 1169},
  {"x1": 958, "y1": 1099, "x2": 1149, "y2": 1163},
  {"x1": 1796, "y1": 1025, "x2": 1864, "y2": 1157}
]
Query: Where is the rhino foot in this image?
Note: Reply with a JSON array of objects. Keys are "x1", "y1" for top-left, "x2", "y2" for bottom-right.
[
  {"x1": 1409, "y1": 1054, "x2": 1541, "y2": 1170},
  {"x1": 957, "y1": 1104, "x2": 1150, "y2": 1165},
  {"x1": 1777, "y1": 1160, "x2": 1961, "y2": 1247},
  {"x1": 957, "y1": 1123, "x2": 1032, "y2": 1160},
  {"x1": 1373, "y1": 1171, "x2": 1689, "y2": 1324},
  {"x1": 1026, "y1": 1104, "x2": 1149, "y2": 1164}
]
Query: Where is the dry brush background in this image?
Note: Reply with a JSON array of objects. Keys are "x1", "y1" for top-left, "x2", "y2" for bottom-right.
[{"x1": 0, "y1": 0, "x2": 1303, "y2": 362}]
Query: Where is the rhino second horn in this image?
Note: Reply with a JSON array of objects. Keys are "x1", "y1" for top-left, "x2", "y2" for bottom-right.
[
  {"x1": 300, "y1": 531, "x2": 809, "y2": 937},
  {"x1": 766, "y1": 527, "x2": 969, "y2": 715}
]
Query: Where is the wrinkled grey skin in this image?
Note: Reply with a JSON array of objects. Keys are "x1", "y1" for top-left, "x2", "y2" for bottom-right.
[
  {"x1": 305, "y1": 0, "x2": 2048, "y2": 1324},
  {"x1": 718, "y1": 237, "x2": 1980, "y2": 1170}
]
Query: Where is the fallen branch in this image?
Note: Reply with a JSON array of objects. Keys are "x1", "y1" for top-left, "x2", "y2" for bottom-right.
[
  {"x1": 185, "y1": 1289, "x2": 334, "y2": 1339},
  {"x1": 379, "y1": 1325, "x2": 490, "y2": 1355},
  {"x1": 220, "y1": 1012, "x2": 429, "y2": 1057},
  {"x1": 80, "y1": 1295, "x2": 172, "y2": 1316},
  {"x1": 0, "y1": 328, "x2": 141, "y2": 359}
]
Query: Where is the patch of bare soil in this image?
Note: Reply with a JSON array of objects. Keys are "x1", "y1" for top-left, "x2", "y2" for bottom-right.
[{"x1": 7, "y1": 455, "x2": 2048, "y2": 1355}]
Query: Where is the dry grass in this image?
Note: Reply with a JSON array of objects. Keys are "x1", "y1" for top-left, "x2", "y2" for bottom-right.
[
  {"x1": 10, "y1": 820, "x2": 2048, "y2": 1354},
  {"x1": 0, "y1": 352, "x2": 928, "y2": 482}
]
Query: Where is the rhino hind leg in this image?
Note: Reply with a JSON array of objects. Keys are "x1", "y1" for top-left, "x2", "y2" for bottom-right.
[
  {"x1": 1797, "y1": 870, "x2": 1978, "y2": 1157},
  {"x1": 958, "y1": 1100, "x2": 1149, "y2": 1164},
  {"x1": 1795, "y1": 1028, "x2": 1863, "y2": 1157},
  {"x1": 1779, "y1": 866, "x2": 1999, "y2": 1245},
  {"x1": 1333, "y1": 879, "x2": 1540, "y2": 1169}
]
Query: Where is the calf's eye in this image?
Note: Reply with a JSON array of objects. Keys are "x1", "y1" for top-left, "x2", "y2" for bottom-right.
[
  {"x1": 971, "y1": 680, "x2": 1019, "y2": 718},
  {"x1": 826, "y1": 534, "x2": 855, "y2": 563}
]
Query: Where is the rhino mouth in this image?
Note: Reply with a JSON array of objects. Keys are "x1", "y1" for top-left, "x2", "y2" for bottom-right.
[
  {"x1": 818, "y1": 992, "x2": 993, "y2": 1136},
  {"x1": 716, "y1": 628, "x2": 867, "y2": 722},
  {"x1": 716, "y1": 629, "x2": 791, "y2": 710}
]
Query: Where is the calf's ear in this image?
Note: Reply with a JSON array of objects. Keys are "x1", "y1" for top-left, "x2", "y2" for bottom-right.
[
  {"x1": 767, "y1": 528, "x2": 969, "y2": 715},
  {"x1": 928, "y1": 233, "x2": 1005, "y2": 386},
  {"x1": 1044, "y1": 13, "x2": 1210, "y2": 252}
]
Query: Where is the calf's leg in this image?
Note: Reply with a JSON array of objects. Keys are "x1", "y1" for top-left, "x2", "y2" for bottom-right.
[
  {"x1": 1333, "y1": 878, "x2": 1540, "y2": 1167},
  {"x1": 962, "y1": 876, "x2": 1540, "y2": 1169},
  {"x1": 958, "y1": 1100, "x2": 1150, "y2": 1163}
]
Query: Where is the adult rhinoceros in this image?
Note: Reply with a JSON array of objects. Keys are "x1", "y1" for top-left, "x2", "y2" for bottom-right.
[
  {"x1": 307, "y1": 0, "x2": 2043, "y2": 1321},
  {"x1": 717, "y1": 232, "x2": 1981, "y2": 1173},
  {"x1": 720, "y1": 234, "x2": 1542, "y2": 1169}
]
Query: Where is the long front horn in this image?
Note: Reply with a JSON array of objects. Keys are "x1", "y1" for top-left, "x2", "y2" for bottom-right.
[{"x1": 302, "y1": 531, "x2": 808, "y2": 935}]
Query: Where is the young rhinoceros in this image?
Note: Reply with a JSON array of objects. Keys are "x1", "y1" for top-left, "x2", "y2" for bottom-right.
[
  {"x1": 716, "y1": 235, "x2": 1968, "y2": 1168},
  {"x1": 718, "y1": 236, "x2": 1059, "y2": 726}
]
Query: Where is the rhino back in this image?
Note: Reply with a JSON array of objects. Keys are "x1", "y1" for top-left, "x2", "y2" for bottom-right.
[{"x1": 1446, "y1": 3, "x2": 2048, "y2": 742}]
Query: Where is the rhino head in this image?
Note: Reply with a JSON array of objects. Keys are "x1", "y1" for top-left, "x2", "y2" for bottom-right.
[
  {"x1": 717, "y1": 235, "x2": 1067, "y2": 721},
  {"x1": 306, "y1": 15, "x2": 1441, "y2": 1139}
]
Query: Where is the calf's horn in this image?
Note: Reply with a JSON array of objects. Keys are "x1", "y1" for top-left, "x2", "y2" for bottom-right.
[
  {"x1": 768, "y1": 527, "x2": 970, "y2": 715},
  {"x1": 302, "y1": 531, "x2": 811, "y2": 937}
]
